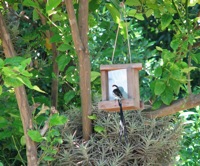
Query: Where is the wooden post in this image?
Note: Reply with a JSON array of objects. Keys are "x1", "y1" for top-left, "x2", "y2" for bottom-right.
[
  {"x1": 127, "y1": 67, "x2": 134, "y2": 99},
  {"x1": 101, "y1": 70, "x2": 108, "y2": 101},
  {"x1": 132, "y1": 68, "x2": 140, "y2": 107}
]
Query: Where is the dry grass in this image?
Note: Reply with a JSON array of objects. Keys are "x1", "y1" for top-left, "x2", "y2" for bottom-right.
[{"x1": 52, "y1": 106, "x2": 182, "y2": 166}]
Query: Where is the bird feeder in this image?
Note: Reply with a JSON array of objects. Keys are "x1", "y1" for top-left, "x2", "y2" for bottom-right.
[{"x1": 98, "y1": 63, "x2": 143, "y2": 112}]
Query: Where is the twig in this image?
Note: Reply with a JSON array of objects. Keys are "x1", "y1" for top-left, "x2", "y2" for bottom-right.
[
  {"x1": 40, "y1": 106, "x2": 58, "y2": 136},
  {"x1": 187, "y1": 50, "x2": 192, "y2": 94},
  {"x1": 172, "y1": 0, "x2": 186, "y2": 28},
  {"x1": 12, "y1": 135, "x2": 26, "y2": 166}
]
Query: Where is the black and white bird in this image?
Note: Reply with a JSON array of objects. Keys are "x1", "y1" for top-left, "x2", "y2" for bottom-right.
[
  {"x1": 112, "y1": 84, "x2": 123, "y2": 100},
  {"x1": 112, "y1": 84, "x2": 128, "y2": 143}
]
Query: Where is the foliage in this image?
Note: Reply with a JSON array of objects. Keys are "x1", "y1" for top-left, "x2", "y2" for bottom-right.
[
  {"x1": 176, "y1": 107, "x2": 200, "y2": 165},
  {"x1": 88, "y1": 114, "x2": 106, "y2": 133},
  {"x1": 0, "y1": 0, "x2": 200, "y2": 165},
  {"x1": 28, "y1": 106, "x2": 68, "y2": 164},
  {"x1": 0, "y1": 90, "x2": 25, "y2": 165},
  {"x1": 0, "y1": 57, "x2": 44, "y2": 93},
  {"x1": 53, "y1": 107, "x2": 182, "y2": 165}
]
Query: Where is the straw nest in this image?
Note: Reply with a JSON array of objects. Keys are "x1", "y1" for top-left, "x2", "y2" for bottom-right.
[{"x1": 52, "y1": 106, "x2": 182, "y2": 166}]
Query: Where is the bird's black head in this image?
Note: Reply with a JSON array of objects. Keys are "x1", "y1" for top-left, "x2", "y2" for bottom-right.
[{"x1": 112, "y1": 84, "x2": 118, "y2": 88}]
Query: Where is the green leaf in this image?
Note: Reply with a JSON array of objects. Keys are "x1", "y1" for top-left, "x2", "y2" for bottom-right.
[
  {"x1": 94, "y1": 125, "x2": 105, "y2": 133},
  {"x1": 127, "y1": 9, "x2": 137, "y2": 17},
  {"x1": 119, "y1": 22, "x2": 130, "y2": 38},
  {"x1": 146, "y1": 9, "x2": 154, "y2": 18},
  {"x1": 28, "y1": 130, "x2": 43, "y2": 143},
  {"x1": 161, "y1": 87, "x2": 173, "y2": 105},
  {"x1": 91, "y1": 71, "x2": 100, "y2": 82},
  {"x1": 4, "y1": 77, "x2": 23, "y2": 87},
  {"x1": 154, "y1": 80, "x2": 166, "y2": 95},
  {"x1": 135, "y1": 13, "x2": 144, "y2": 20},
  {"x1": 0, "y1": 58, "x2": 4, "y2": 68},
  {"x1": 191, "y1": 52, "x2": 200, "y2": 64},
  {"x1": 156, "y1": 46, "x2": 163, "y2": 51},
  {"x1": 64, "y1": 90, "x2": 75, "y2": 105},
  {"x1": 126, "y1": 0, "x2": 141, "y2": 6},
  {"x1": 0, "y1": 162, "x2": 3, "y2": 166},
  {"x1": 46, "y1": 0, "x2": 62, "y2": 12},
  {"x1": 16, "y1": 76, "x2": 33, "y2": 89},
  {"x1": 65, "y1": 66, "x2": 78, "y2": 83},
  {"x1": 181, "y1": 67, "x2": 197, "y2": 73},
  {"x1": 2, "y1": 67, "x2": 16, "y2": 76},
  {"x1": 52, "y1": 137, "x2": 63, "y2": 144},
  {"x1": 56, "y1": 54, "x2": 71, "y2": 71},
  {"x1": 188, "y1": 0, "x2": 199, "y2": 6},
  {"x1": 150, "y1": 80, "x2": 156, "y2": 92},
  {"x1": 154, "y1": 66, "x2": 162, "y2": 77},
  {"x1": 0, "y1": 86, "x2": 2, "y2": 95},
  {"x1": 170, "y1": 38, "x2": 180, "y2": 51},
  {"x1": 12, "y1": 66, "x2": 32, "y2": 77},
  {"x1": 33, "y1": 9, "x2": 39, "y2": 21},
  {"x1": 20, "y1": 135, "x2": 26, "y2": 146},
  {"x1": 21, "y1": 58, "x2": 31, "y2": 68},
  {"x1": 23, "y1": 0, "x2": 39, "y2": 8},
  {"x1": 152, "y1": 100, "x2": 162, "y2": 110},
  {"x1": 106, "y1": 4, "x2": 120, "y2": 24},
  {"x1": 88, "y1": 114, "x2": 97, "y2": 120},
  {"x1": 169, "y1": 79, "x2": 180, "y2": 95},
  {"x1": 178, "y1": 61, "x2": 188, "y2": 68},
  {"x1": 49, "y1": 114, "x2": 68, "y2": 127},
  {"x1": 161, "y1": 14, "x2": 173, "y2": 30},
  {"x1": 48, "y1": 129, "x2": 60, "y2": 137},
  {"x1": 52, "y1": 12, "x2": 67, "y2": 22},
  {"x1": 4, "y1": 57, "x2": 25, "y2": 66},
  {"x1": 50, "y1": 34, "x2": 62, "y2": 43},
  {"x1": 170, "y1": 64, "x2": 181, "y2": 79},
  {"x1": 162, "y1": 49, "x2": 175, "y2": 62},
  {"x1": 0, "y1": 117, "x2": 8, "y2": 128},
  {"x1": 0, "y1": 131, "x2": 12, "y2": 140},
  {"x1": 43, "y1": 156, "x2": 55, "y2": 161},
  {"x1": 57, "y1": 44, "x2": 72, "y2": 52},
  {"x1": 32, "y1": 85, "x2": 46, "y2": 93}
]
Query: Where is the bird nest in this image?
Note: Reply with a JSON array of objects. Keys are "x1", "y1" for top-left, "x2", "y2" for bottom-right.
[{"x1": 52, "y1": 106, "x2": 182, "y2": 166}]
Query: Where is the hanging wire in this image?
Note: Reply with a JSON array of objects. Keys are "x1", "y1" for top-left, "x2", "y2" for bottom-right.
[
  {"x1": 125, "y1": 13, "x2": 132, "y2": 63},
  {"x1": 122, "y1": 1, "x2": 132, "y2": 63},
  {"x1": 112, "y1": 24, "x2": 120, "y2": 63},
  {"x1": 111, "y1": 1, "x2": 132, "y2": 64}
]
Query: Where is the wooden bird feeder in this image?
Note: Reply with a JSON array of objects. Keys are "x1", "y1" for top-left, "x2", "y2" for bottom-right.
[{"x1": 98, "y1": 63, "x2": 143, "y2": 112}]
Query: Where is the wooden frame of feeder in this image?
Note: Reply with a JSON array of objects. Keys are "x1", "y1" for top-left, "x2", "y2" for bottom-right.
[{"x1": 98, "y1": 63, "x2": 143, "y2": 112}]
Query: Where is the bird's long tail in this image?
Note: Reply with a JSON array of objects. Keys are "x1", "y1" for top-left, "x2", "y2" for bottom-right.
[{"x1": 118, "y1": 99, "x2": 128, "y2": 143}]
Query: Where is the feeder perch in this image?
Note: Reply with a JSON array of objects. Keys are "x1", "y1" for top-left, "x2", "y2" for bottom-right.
[{"x1": 98, "y1": 63, "x2": 143, "y2": 112}]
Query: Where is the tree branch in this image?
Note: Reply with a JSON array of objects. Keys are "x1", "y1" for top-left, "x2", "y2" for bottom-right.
[
  {"x1": 36, "y1": 6, "x2": 59, "y2": 108},
  {"x1": 143, "y1": 94, "x2": 200, "y2": 118}
]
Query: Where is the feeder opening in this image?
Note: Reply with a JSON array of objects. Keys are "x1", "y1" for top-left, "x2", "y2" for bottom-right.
[{"x1": 108, "y1": 69, "x2": 128, "y2": 100}]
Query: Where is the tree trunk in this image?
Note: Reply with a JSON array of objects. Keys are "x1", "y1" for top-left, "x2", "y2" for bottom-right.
[
  {"x1": 50, "y1": 31, "x2": 59, "y2": 109},
  {"x1": 0, "y1": 12, "x2": 38, "y2": 166},
  {"x1": 65, "y1": 0, "x2": 92, "y2": 140},
  {"x1": 36, "y1": 9, "x2": 59, "y2": 109}
]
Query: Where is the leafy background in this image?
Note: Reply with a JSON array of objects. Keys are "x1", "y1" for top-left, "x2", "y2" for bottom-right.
[{"x1": 0, "y1": 0, "x2": 200, "y2": 165}]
